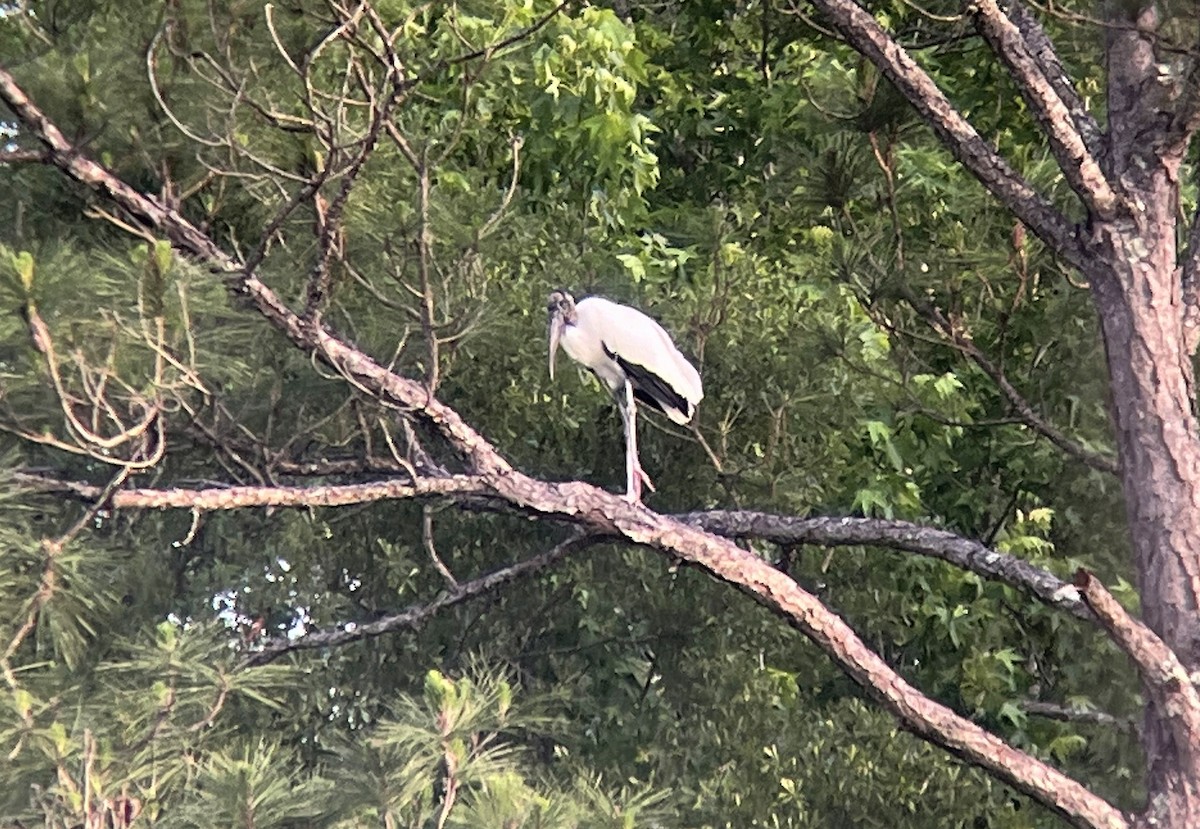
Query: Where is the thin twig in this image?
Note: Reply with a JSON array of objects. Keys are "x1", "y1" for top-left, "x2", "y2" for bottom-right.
[
  {"x1": 244, "y1": 533, "x2": 599, "y2": 666},
  {"x1": 422, "y1": 506, "x2": 458, "y2": 587},
  {"x1": 895, "y1": 286, "x2": 1119, "y2": 475}
]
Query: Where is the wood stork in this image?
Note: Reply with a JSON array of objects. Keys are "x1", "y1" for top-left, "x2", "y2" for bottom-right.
[{"x1": 547, "y1": 290, "x2": 703, "y2": 502}]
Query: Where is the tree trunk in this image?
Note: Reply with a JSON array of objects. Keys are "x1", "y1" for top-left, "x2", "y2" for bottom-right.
[
  {"x1": 1091, "y1": 9, "x2": 1200, "y2": 823},
  {"x1": 1089, "y1": 202, "x2": 1200, "y2": 829}
]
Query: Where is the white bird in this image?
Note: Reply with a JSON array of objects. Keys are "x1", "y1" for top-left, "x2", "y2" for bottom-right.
[{"x1": 547, "y1": 289, "x2": 703, "y2": 502}]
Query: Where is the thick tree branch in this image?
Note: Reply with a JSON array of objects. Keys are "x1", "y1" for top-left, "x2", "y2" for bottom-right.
[
  {"x1": 802, "y1": 0, "x2": 1085, "y2": 267},
  {"x1": 1003, "y1": 2, "x2": 1104, "y2": 158},
  {"x1": 17, "y1": 472, "x2": 1088, "y2": 619},
  {"x1": 631, "y1": 513, "x2": 1126, "y2": 829},
  {"x1": 0, "y1": 72, "x2": 231, "y2": 267},
  {"x1": 972, "y1": 0, "x2": 1119, "y2": 219},
  {"x1": 1075, "y1": 570, "x2": 1200, "y2": 757},
  {"x1": 13, "y1": 472, "x2": 492, "y2": 510},
  {"x1": 0, "y1": 67, "x2": 1128, "y2": 829},
  {"x1": 680, "y1": 511, "x2": 1089, "y2": 620},
  {"x1": 244, "y1": 533, "x2": 599, "y2": 666},
  {"x1": 0, "y1": 146, "x2": 46, "y2": 163}
]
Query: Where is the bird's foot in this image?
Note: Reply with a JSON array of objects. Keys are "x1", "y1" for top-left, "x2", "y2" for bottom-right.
[{"x1": 623, "y1": 467, "x2": 656, "y2": 503}]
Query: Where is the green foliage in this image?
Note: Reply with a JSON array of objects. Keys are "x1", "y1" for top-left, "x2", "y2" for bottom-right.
[{"x1": 0, "y1": 0, "x2": 1147, "y2": 826}]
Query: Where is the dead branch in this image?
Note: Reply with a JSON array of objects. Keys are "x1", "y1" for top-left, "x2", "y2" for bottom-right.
[
  {"x1": 304, "y1": 12, "x2": 410, "y2": 324},
  {"x1": 680, "y1": 510, "x2": 1089, "y2": 620},
  {"x1": 14, "y1": 472, "x2": 1088, "y2": 620},
  {"x1": 0, "y1": 147, "x2": 46, "y2": 163},
  {"x1": 244, "y1": 533, "x2": 599, "y2": 666},
  {"x1": 17, "y1": 303, "x2": 165, "y2": 470},
  {"x1": 422, "y1": 505, "x2": 458, "y2": 587},
  {"x1": 476, "y1": 135, "x2": 524, "y2": 242},
  {"x1": 14, "y1": 472, "x2": 489, "y2": 511}
]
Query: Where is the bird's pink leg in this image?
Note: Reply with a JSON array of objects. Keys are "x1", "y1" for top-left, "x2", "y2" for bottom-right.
[{"x1": 619, "y1": 383, "x2": 653, "y2": 502}]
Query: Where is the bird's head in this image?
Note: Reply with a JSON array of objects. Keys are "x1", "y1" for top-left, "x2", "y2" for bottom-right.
[{"x1": 546, "y1": 290, "x2": 577, "y2": 381}]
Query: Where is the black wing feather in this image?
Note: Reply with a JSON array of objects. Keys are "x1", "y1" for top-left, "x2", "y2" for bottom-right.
[{"x1": 607, "y1": 347, "x2": 691, "y2": 420}]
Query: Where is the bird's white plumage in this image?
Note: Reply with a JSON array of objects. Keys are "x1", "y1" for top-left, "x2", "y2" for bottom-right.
[
  {"x1": 558, "y1": 297, "x2": 702, "y2": 424},
  {"x1": 547, "y1": 289, "x2": 702, "y2": 501}
]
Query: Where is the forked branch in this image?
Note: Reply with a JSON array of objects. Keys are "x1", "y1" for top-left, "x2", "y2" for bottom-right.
[
  {"x1": 802, "y1": 0, "x2": 1085, "y2": 267},
  {"x1": 971, "y1": 0, "x2": 1119, "y2": 219},
  {"x1": 18, "y1": 473, "x2": 1088, "y2": 620}
]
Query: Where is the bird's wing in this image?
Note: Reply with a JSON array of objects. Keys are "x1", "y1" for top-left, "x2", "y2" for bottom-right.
[
  {"x1": 611, "y1": 351, "x2": 690, "y2": 420},
  {"x1": 578, "y1": 298, "x2": 703, "y2": 417}
]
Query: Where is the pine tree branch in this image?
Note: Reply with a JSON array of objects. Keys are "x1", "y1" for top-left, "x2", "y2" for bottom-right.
[
  {"x1": 16, "y1": 472, "x2": 1088, "y2": 619},
  {"x1": 0, "y1": 67, "x2": 504, "y2": 475},
  {"x1": 802, "y1": 0, "x2": 1086, "y2": 267},
  {"x1": 897, "y1": 287, "x2": 1119, "y2": 475},
  {"x1": 678, "y1": 511, "x2": 1090, "y2": 620},
  {"x1": 243, "y1": 533, "x2": 598, "y2": 666},
  {"x1": 1019, "y1": 699, "x2": 1131, "y2": 730},
  {"x1": 0, "y1": 68, "x2": 1129, "y2": 829},
  {"x1": 1074, "y1": 570, "x2": 1200, "y2": 753},
  {"x1": 0, "y1": 72, "x2": 231, "y2": 267},
  {"x1": 971, "y1": 0, "x2": 1119, "y2": 219},
  {"x1": 1003, "y1": 2, "x2": 1104, "y2": 158},
  {"x1": 0, "y1": 147, "x2": 46, "y2": 163},
  {"x1": 13, "y1": 471, "x2": 492, "y2": 509}
]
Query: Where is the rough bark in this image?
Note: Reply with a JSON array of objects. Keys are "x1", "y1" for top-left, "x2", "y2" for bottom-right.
[
  {"x1": 1075, "y1": 570, "x2": 1200, "y2": 746},
  {"x1": 15, "y1": 472, "x2": 1090, "y2": 619},
  {"x1": 1087, "y1": 7, "x2": 1200, "y2": 826},
  {"x1": 972, "y1": 0, "x2": 1118, "y2": 218},
  {"x1": 680, "y1": 511, "x2": 1089, "y2": 618},
  {"x1": 1088, "y1": 162, "x2": 1200, "y2": 829}
]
